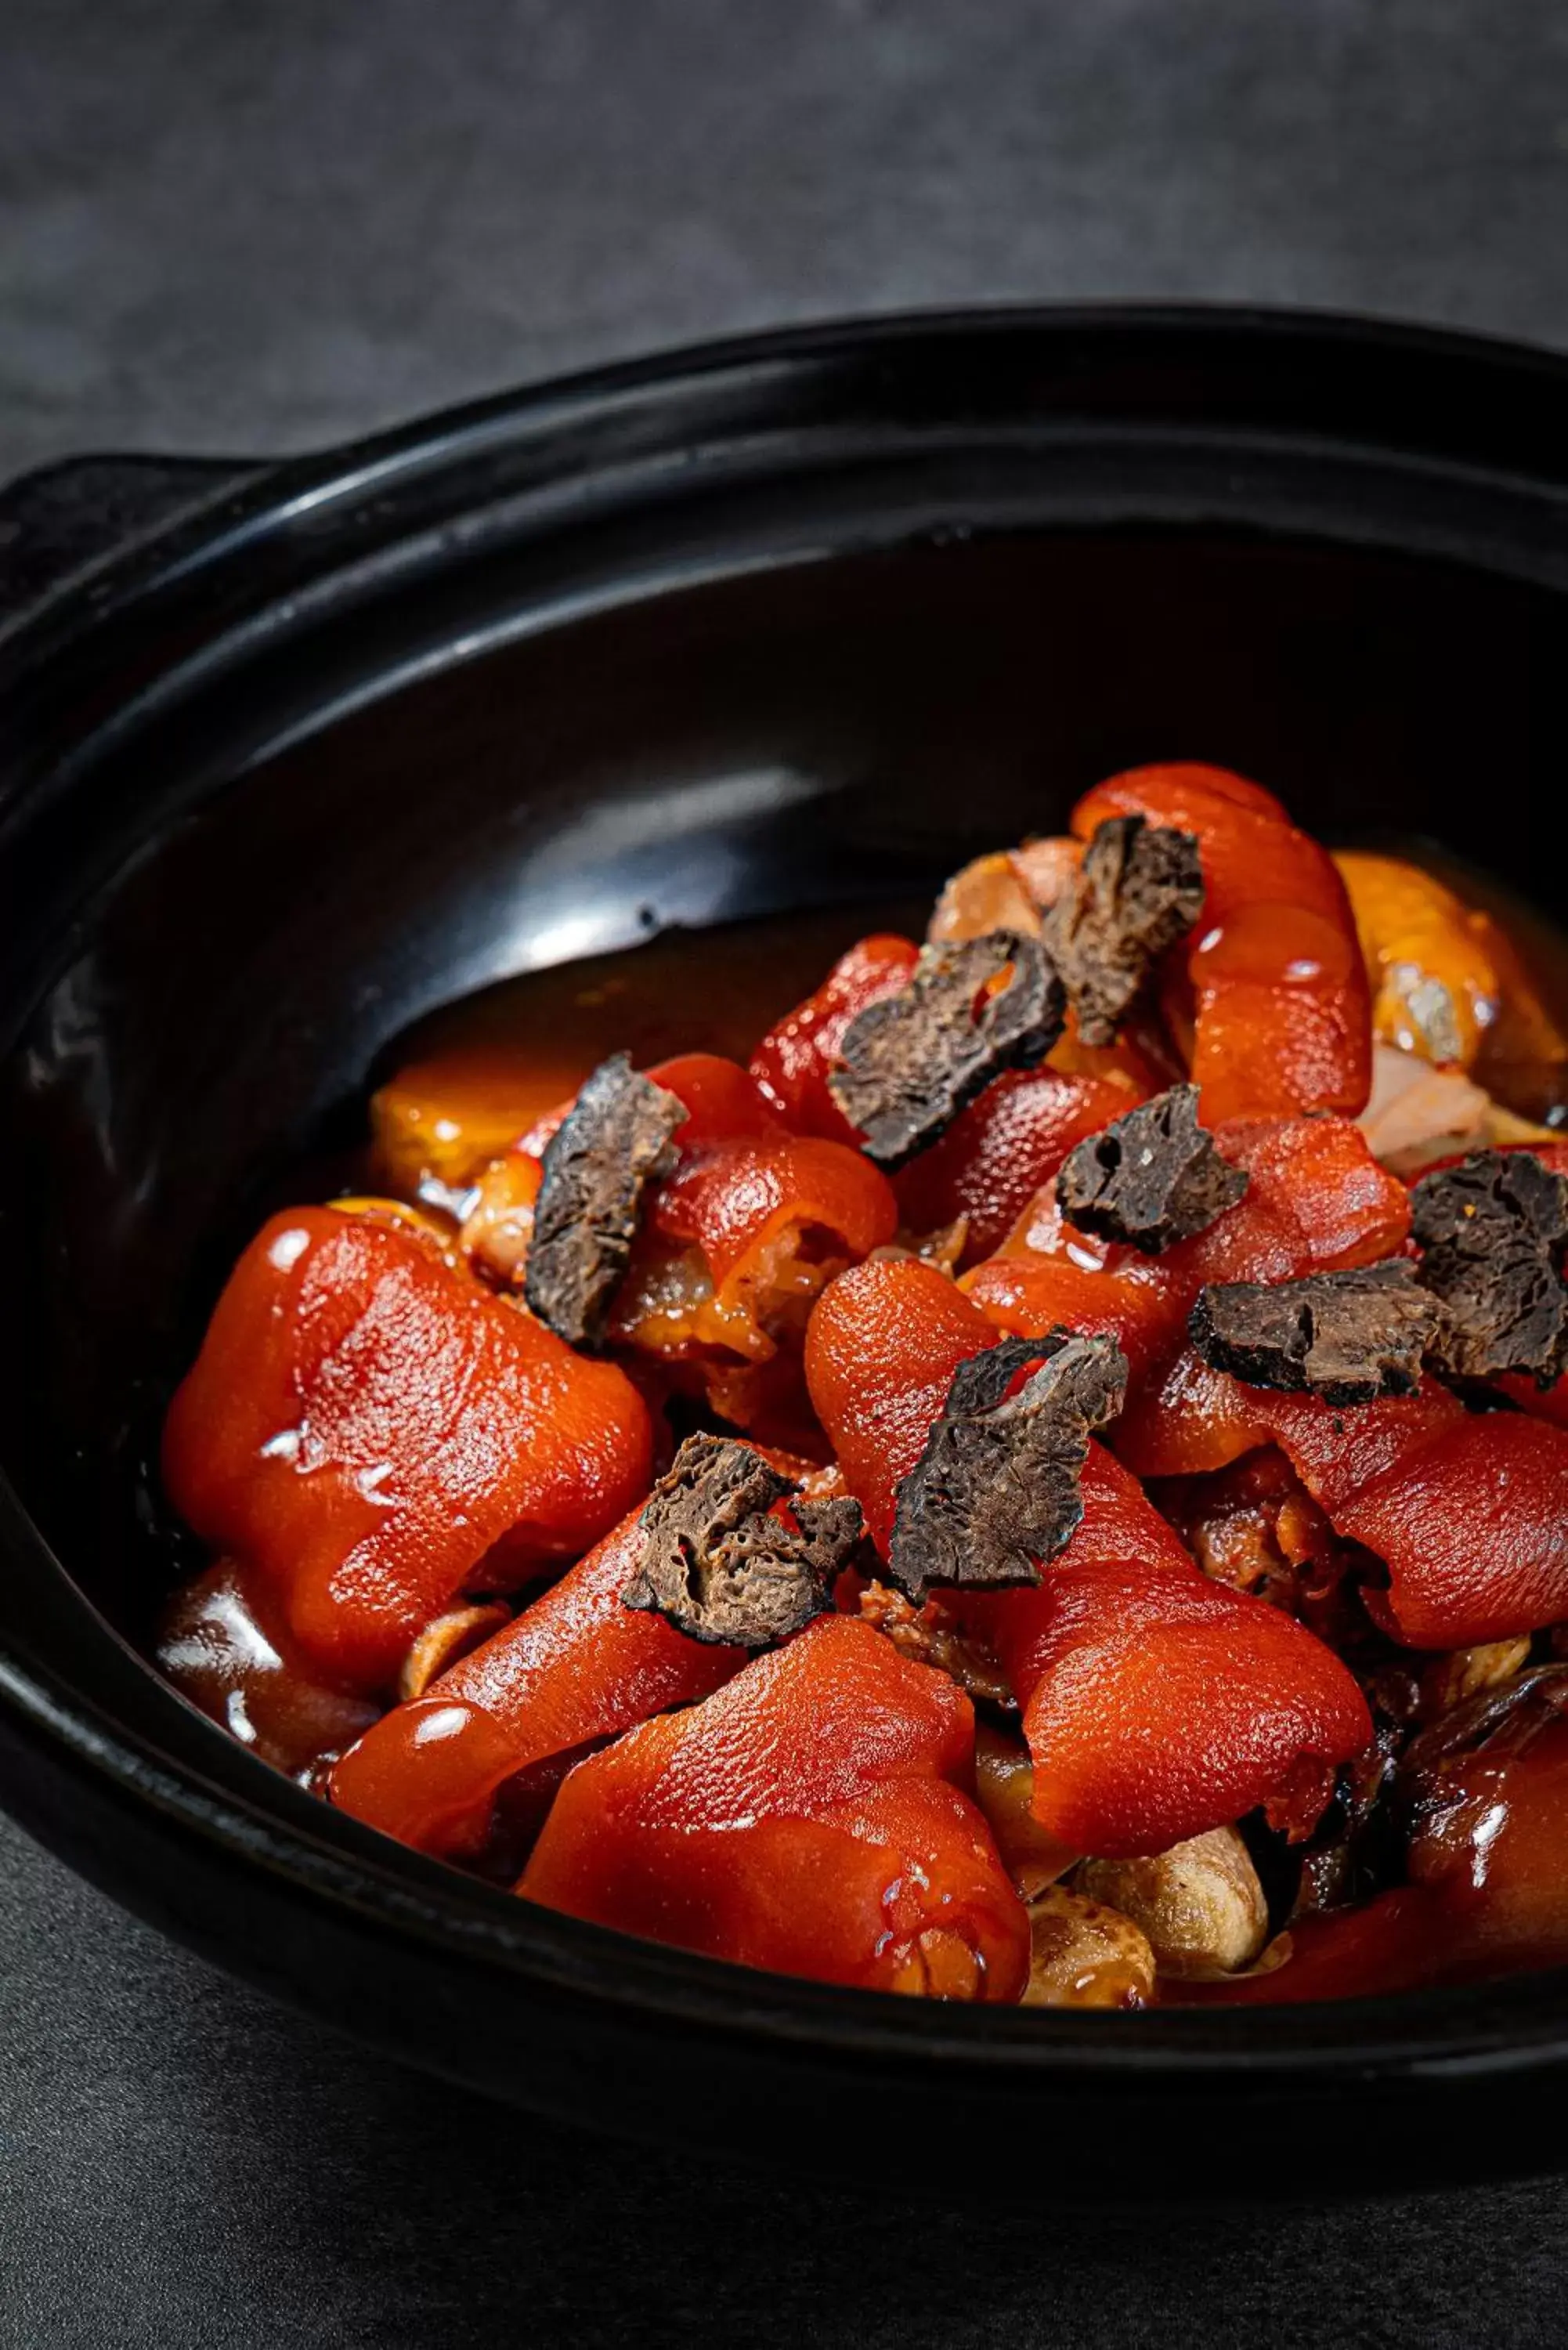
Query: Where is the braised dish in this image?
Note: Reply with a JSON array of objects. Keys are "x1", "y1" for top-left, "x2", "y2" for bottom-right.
[{"x1": 155, "y1": 761, "x2": 1568, "y2": 2011}]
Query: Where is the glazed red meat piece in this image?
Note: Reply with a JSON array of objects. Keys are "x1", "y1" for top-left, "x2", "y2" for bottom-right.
[
  {"x1": 490, "y1": 1047, "x2": 894, "y2": 1448},
  {"x1": 1263, "y1": 1387, "x2": 1568, "y2": 1648},
  {"x1": 1071, "y1": 764, "x2": 1371, "y2": 1124},
  {"x1": 749, "y1": 935, "x2": 920, "y2": 1142},
  {"x1": 805, "y1": 1257, "x2": 1369, "y2": 1856},
  {"x1": 966, "y1": 1112, "x2": 1409, "y2": 1425},
  {"x1": 804, "y1": 1256, "x2": 1002, "y2": 1554},
  {"x1": 329, "y1": 1502, "x2": 745, "y2": 1856},
  {"x1": 647, "y1": 1050, "x2": 787, "y2": 1147},
  {"x1": 163, "y1": 1208, "x2": 655, "y2": 1686},
  {"x1": 894, "y1": 1067, "x2": 1143, "y2": 1264},
  {"x1": 613, "y1": 1083, "x2": 898, "y2": 1446},
  {"x1": 1118, "y1": 1359, "x2": 1568, "y2": 1649},
  {"x1": 965, "y1": 1513, "x2": 1371, "y2": 1858},
  {"x1": 647, "y1": 1132, "x2": 898, "y2": 1334},
  {"x1": 1222, "y1": 1113, "x2": 1411, "y2": 1271},
  {"x1": 962, "y1": 1231, "x2": 1192, "y2": 1393},
  {"x1": 1122, "y1": 1332, "x2": 1568, "y2": 1650},
  {"x1": 520, "y1": 1614, "x2": 1031, "y2": 1999}
]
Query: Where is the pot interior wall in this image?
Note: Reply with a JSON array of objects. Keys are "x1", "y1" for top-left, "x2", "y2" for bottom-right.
[{"x1": 2, "y1": 526, "x2": 1563, "y2": 1642}]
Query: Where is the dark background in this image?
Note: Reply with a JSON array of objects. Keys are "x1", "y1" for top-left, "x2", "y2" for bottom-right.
[{"x1": 3, "y1": 4, "x2": 1567, "y2": 2343}]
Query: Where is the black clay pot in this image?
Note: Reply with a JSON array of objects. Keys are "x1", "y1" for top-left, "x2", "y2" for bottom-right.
[{"x1": 3, "y1": 308, "x2": 1566, "y2": 2196}]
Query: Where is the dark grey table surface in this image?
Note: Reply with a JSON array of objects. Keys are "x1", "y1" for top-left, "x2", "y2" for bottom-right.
[{"x1": 3, "y1": 4, "x2": 1567, "y2": 2343}]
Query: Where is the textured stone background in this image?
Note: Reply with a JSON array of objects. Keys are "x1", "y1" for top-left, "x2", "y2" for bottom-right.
[
  {"x1": 3, "y1": 3, "x2": 1567, "y2": 2343},
  {"x1": 5, "y1": 0, "x2": 1568, "y2": 476}
]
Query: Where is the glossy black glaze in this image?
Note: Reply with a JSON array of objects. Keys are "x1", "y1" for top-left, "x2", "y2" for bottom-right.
[{"x1": 2, "y1": 309, "x2": 1566, "y2": 2195}]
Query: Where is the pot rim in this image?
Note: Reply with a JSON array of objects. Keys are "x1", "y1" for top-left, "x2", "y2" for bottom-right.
[{"x1": 10, "y1": 294, "x2": 1568, "y2": 667}]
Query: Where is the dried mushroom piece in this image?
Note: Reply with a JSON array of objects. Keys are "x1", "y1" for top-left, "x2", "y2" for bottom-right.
[
  {"x1": 827, "y1": 931, "x2": 1066, "y2": 1170},
  {"x1": 1075, "y1": 1828, "x2": 1269, "y2": 1980},
  {"x1": 622, "y1": 1433, "x2": 864, "y2": 1648},
  {"x1": 1042, "y1": 815, "x2": 1204, "y2": 1047},
  {"x1": 1021, "y1": 1884, "x2": 1155, "y2": 2009},
  {"x1": 1057, "y1": 1084, "x2": 1248, "y2": 1253},
  {"x1": 1410, "y1": 1148, "x2": 1568, "y2": 1386},
  {"x1": 1189, "y1": 1260, "x2": 1446, "y2": 1407},
  {"x1": 523, "y1": 1053, "x2": 688, "y2": 1350},
  {"x1": 889, "y1": 1331, "x2": 1129, "y2": 1601}
]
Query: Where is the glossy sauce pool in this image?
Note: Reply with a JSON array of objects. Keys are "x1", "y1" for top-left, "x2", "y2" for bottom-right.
[{"x1": 368, "y1": 899, "x2": 926, "y2": 1205}]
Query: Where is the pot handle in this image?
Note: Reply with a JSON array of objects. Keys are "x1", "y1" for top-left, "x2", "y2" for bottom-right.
[{"x1": 0, "y1": 454, "x2": 256, "y2": 628}]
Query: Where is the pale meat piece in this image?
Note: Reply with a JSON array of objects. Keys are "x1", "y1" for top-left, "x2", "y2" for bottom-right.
[
  {"x1": 1356, "y1": 1042, "x2": 1555, "y2": 1177},
  {"x1": 927, "y1": 838, "x2": 1082, "y2": 944}
]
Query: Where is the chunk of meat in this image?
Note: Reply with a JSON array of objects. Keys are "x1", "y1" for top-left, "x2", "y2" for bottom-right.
[
  {"x1": 749, "y1": 935, "x2": 920, "y2": 1143},
  {"x1": 895, "y1": 1068, "x2": 1143, "y2": 1267},
  {"x1": 163, "y1": 1209, "x2": 655, "y2": 1685},
  {"x1": 1126, "y1": 1366, "x2": 1568, "y2": 1648},
  {"x1": 805, "y1": 1259, "x2": 1370, "y2": 1858},
  {"x1": 967, "y1": 1540, "x2": 1370, "y2": 1858},
  {"x1": 329, "y1": 1504, "x2": 746, "y2": 1856},
  {"x1": 1335, "y1": 851, "x2": 1505, "y2": 1068},
  {"x1": 927, "y1": 839, "x2": 1083, "y2": 944},
  {"x1": 858, "y1": 1584, "x2": 1015, "y2": 1713},
  {"x1": 1150, "y1": 1444, "x2": 1369, "y2": 1648},
  {"x1": 965, "y1": 1111, "x2": 1410, "y2": 1443},
  {"x1": 1071, "y1": 764, "x2": 1371, "y2": 1124},
  {"x1": 519, "y1": 1616, "x2": 1031, "y2": 2001}
]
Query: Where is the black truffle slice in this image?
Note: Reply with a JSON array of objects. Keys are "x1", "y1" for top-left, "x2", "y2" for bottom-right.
[
  {"x1": 1188, "y1": 1260, "x2": 1447, "y2": 1407},
  {"x1": 827, "y1": 931, "x2": 1066, "y2": 1170},
  {"x1": 888, "y1": 1331, "x2": 1129, "y2": 1601},
  {"x1": 1410, "y1": 1149, "x2": 1568, "y2": 1386},
  {"x1": 1057, "y1": 1085, "x2": 1248, "y2": 1254},
  {"x1": 621, "y1": 1434, "x2": 865, "y2": 1647},
  {"x1": 1042, "y1": 815, "x2": 1204, "y2": 1046},
  {"x1": 523, "y1": 1052, "x2": 688, "y2": 1350}
]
